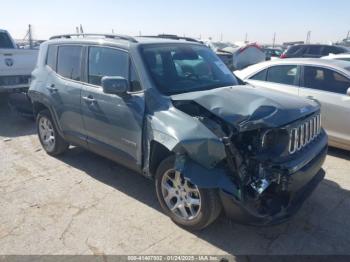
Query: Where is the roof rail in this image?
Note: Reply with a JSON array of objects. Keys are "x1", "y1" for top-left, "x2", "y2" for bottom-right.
[
  {"x1": 140, "y1": 34, "x2": 202, "y2": 43},
  {"x1": 49, "y1": 33, "x2": 138, "y2": 43}
]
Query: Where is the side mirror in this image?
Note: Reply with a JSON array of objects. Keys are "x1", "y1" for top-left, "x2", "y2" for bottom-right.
[
  {"x1": 102, "y1": 76, "x2": 128, "y2": 95},
  {"x1": 347, "y1": 87, "x2": 350, "y2": 96}
]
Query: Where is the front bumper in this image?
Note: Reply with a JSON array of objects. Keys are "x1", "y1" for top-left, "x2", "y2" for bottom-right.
[{"x1": 220, "y1": 145, "x2": 327, "y2": 226}]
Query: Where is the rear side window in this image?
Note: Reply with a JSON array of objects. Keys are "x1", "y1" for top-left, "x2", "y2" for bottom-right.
[
  {"x1": 322, "y1": 46, "x2": 344, "y2": 55},
  {"x1": 46, "y1": 45, "x2": 58, "y2": 70},
  {"x1": 303, "y1": 66, "x2": 350, "y2": 94},
  {"x1": 335, "y1": 46, "x2": 349, "y2": 54},
  {"x1": 305, "y1": 45, "x2": 322, "y2": 55},
  {"x1": 286, "y1": 45, "x2": 305, "y2": 55},
  {"x1": 286, "y1": 46, "x2": 299, "y2": 54},
  {"x1": 266, "y1": 65, "x2": 298, "y2": 85},
  {"x1": 250, "y1": 69, "x2": 267, "y2": 81},
  {"x1": 0, "y1": 32, "x2": 14, "y2": 48},
  {"x1": 88, "y1": 47, "x2": 128, "y2": 86},
  {"x1": 57, "y1": 46, "x2": 82, "y2": 81}
]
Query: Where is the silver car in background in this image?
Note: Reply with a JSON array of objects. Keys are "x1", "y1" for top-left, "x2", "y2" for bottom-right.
[
  {"x1": 322, "y1": 53, "x2": 350, "y2": 62},
  {"x1": 235, "y1": 58, "x2": 350, "y2": 150}
]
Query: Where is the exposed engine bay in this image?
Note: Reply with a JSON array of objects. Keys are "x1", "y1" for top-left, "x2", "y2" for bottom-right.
[{"x1": 172, "y1": 99, "x2": 325, "y2": 220}]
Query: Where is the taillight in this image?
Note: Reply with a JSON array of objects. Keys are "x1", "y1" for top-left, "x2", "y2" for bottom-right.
[{"x1": 280, "y1": 53, "x2": 287, "y2": 59}]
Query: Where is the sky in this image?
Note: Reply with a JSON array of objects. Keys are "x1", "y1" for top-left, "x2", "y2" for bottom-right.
[{"x1": 1, "y1": 0, "x2": 349, "y2": 44}]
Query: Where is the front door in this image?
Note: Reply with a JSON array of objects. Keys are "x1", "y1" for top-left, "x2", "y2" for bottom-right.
[
  {"x1": 299, "y1": 65, "x2": 350, "y2": 148},
  {"x1": 247, "y1": 64, "x2": 300, "y2": 96},
  {"x1": 81, "y1": 46, "x2": 145, "y2": 171}
]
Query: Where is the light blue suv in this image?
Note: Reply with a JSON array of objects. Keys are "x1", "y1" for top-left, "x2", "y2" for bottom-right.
[{"x1": 29, "y1": 34, "x2": 327, "y2": 229}]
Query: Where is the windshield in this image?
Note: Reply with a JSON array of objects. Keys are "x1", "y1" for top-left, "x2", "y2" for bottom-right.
[{"x1": 141, "y1": 44, "x2": 239, "y2": 95}]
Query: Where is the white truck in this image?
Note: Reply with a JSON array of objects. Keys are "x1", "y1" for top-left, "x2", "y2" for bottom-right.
[{"x1": 0, "y1": 29, "x2": 38, "y2": 93}]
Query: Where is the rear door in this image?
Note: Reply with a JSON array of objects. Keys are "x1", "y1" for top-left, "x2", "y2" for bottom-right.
[
  {"x1": 299, "y1": 65, "x2": 350, "y2": 147},
  {"x1": 81, "y1": 46, "x2": 145, "y2": 171},
  {"x1": 45, "y1": 44, "x2": 86, "y2": 144},
  {"x1": 247, "y1": 64, "x2": 300, "y2": 96}
]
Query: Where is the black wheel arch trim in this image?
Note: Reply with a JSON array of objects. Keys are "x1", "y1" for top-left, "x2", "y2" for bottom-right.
[{"x1": 29, "y1": 90, "x2": 65, "y2": 139}]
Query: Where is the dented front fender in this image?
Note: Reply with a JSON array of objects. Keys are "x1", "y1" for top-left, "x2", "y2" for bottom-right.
[{"x1": 146, "y1": 107, "x2": 226, "y2": 169}]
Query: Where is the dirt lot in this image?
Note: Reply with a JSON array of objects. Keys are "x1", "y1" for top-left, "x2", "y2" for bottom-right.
[{"x1": 1, "y1": 94, "x2": 350, "y2": 256}]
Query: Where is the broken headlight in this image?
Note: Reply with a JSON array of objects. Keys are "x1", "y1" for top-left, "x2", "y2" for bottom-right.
[{"x1": 261, "y1": 129, "x2": 289, "y2": 156}]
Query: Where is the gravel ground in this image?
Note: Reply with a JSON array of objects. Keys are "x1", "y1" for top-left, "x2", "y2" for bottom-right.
[{"x1": 0, "y1": 94, "x2": 350, "y2": 256}]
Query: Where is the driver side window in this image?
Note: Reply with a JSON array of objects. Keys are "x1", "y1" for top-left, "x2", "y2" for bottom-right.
[
  {"x1": 88, "y1": 47, "x2": 128, "y2": 86},
  {"x1": 250, "y1": 69, "x2": 267, "y2": 81},
  {"x1": 266, "y1": 65, "x2": 298, "y2": 86}
]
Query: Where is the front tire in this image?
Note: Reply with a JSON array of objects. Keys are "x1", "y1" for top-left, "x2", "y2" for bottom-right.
[
  {"x1": 155, "y1": 156, "x2": 222, "y2": 230},
  {"x1": 36, "y1": 109, "x2": 69, "y2": 155}
]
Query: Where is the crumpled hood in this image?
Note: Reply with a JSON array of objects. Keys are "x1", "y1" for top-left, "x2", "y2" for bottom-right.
[{"x1": 171, "y1": 85, "x2": 320, "y2": 131}]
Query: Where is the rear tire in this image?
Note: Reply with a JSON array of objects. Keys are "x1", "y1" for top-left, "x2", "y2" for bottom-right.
[
  {"x1": 36, "y1": 109, "x2": 69, "y2": 156},
  {"x1": 155, "y1": 155, "x2": 222, "y2": 230}
]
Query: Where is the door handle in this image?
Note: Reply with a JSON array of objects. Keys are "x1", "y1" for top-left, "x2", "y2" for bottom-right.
[
  {"x1": 82, "y1": 96, "x2": 96, "y2": 104},
  {"x1": 46, "y1": 84, "x2": 58, "y2": 92}
]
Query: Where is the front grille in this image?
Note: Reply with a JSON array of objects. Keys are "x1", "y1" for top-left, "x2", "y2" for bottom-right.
[{"x1": 289, "y1": 114, "x2": 321, "y2": 154}]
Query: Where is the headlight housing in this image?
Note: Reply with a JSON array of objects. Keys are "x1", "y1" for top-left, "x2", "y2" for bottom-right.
[{"x1": 261, "y1": 129, "x2": 290, "y2": 156}]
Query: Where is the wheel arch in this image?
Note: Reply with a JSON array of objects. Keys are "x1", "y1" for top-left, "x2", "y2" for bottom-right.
[
  {"x1": 32, "y1": 100, "x2": 64, "y2": 138},
  {"x1": 32, "y1": 101, "x2": 48, "y2": 117},
  {"x1": 149, "y1": 140, "x2": 174, "y2": 177}
]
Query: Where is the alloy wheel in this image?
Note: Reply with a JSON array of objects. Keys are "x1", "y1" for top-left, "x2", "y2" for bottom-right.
[
  {"x1": 38, "y1": 116, "x2": 56, "y2": 152},
  {"x1": 161, "y1": 169, "x2": 201, "y2": 220}
]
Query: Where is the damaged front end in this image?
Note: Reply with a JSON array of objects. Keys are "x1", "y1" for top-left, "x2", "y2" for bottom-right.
[{"x1": 171, "y1": 96, "x2": 327, "y2": 225}]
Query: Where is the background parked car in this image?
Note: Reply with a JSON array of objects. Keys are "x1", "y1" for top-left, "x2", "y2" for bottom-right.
[
  {"x1": 264, "y1": 48, "x2": 283, "y2": 60},
  {"x1": 0, "y1": 29, "x2": 38, "y2": 93},
  {"x1": 280, "y1": 44, "x2": 349, "y2": 59},
  {"x1": 322, "y1": 53, "x2": 350, "y2": 62},
  {"x1": 235, "y1": 58, "x2": 350, "y2": 150},
  {"x1": 205, "y1": 41, "x2": 266, "y2": 70}
]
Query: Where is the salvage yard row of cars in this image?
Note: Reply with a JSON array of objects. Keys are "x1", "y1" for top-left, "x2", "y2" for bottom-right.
[{"x1": 1, "y1": 30, "x2": 350, "y2": 229}]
